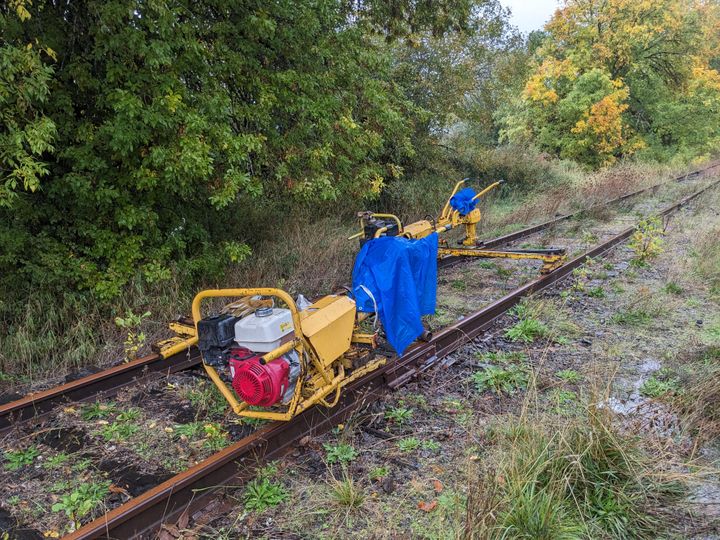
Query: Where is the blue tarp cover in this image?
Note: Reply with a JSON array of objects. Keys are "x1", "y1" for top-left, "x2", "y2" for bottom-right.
[
  {"x1": 449, "y1": 187, "x2": 478, "y2": 216},
  {"x1": 351, "y1": 233, "x2": 438, "y2": 355}
]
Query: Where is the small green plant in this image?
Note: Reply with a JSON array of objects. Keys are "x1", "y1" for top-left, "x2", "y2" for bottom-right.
[
  {"x1": 397, "y1": 437, "x2": 421, "y2": 452},
  {"x1": 114, "y1": 310, "x2": 151, "y2": 361},
  {"x1": 186, "y1": 383, "x2": 228, "y2": 417},
  {"x1": 243, "y1": 477, "x2": 288, "y2": 512},
  {"x1": 629, "y1": 216, "x2": 665, "y2": 265},
  {"x1": 174, "y1": 421, "x2": 204, "y2": 439},
  {"x1": 664, "y1": 282, "x2": 683, "y2": 295},
  {"x1": 369, "y1": 466, "x2": 389, "y2": 481},
  {"x1": 611, "y1": 308, "x2": 653, "y2": 326},
  {"x1": 640, "y1": 376, "x2": 680, "y2": 398},
  {"x1": 472, "y1": 365, "x2": 529, "y2": 395},
  {"x1": 3, "y1": 446, "x2": 40, "y2": 471},
  {"x1": 478, "y1": 351, "x2": 528, "y2": 365},
  {"x1": 421, "y1": 439, "x2": 441, "y2": 451},
  {"x1": 44, "y1": 452, "x2": 70, "y2": 470},
  {"x1": 505, "y1": 318, "x2": 549, "y2": 343},
  {"x1": 202, "y1": 423, "x2": 229, "y2": 451},
  {"x1": 81, "y1": 401, "x2": 117, "y2": 421},
  {"x1": 555, "y1": 369, "x2": 582, "y2": 383},
  {"x1": 72, "y1": 458, "x2": 93, "y2": 472},
  {"x1": 385, "y1": 406, "x2": 413, "y2": 425},
  {"x1": 451, "y1": 279, "x2": 467, "y2": 291},
  {"x1": 587, "y1": 286, "x2": 606, "y2": 298},
  {"x1": 116, "y1": 408, "x2": 141, "y2": 422},
  {"x1": 496, "y1": 266, "x2": 513, "y2": 278},
  {"x1": 328, "y1": 473, "x2": 366, "y2": 509},
  {"x1": 100, "y1": 421, "x2": 138, "y2": 442},
  {"x1": 51, "y1": 481, "x2": 111, "y2": 528},
  {"x1": 257, "y1": 461, "x2": 279, "y2": 479},
  {"x1": 550, "y1": 389, "x2": 578, "y2": 413},
  {"x1": 324, "y1": 443, "x2": 358, "y2": 464}
]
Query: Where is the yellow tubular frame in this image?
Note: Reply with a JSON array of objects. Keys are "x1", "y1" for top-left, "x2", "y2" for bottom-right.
[
  {"x1": 190, "y1": 288, "x2": 387, "y2": 421},
  {"x1": 192, "y1": 288, "x2": 307, "y2": 421}
]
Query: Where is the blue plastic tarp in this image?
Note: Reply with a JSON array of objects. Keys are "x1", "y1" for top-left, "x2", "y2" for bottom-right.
[
  {"x1": 351, "y1": 233, "x2": 438, "y2": 355},
  {"x1": 449, "y1": 187, "x2": 478, "y2": 216}
]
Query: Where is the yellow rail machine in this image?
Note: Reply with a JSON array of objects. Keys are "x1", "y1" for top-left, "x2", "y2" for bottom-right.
[
  {"x1": 188, "y1": 288, "x2": 385, "y2": 421},
  {"x1": 349, "y1": 178, "x2": 566, "y2": 273}
]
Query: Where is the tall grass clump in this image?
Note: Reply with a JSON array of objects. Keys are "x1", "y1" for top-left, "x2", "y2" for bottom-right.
[
  {"x1": 465, "y1": 404, "x2": 681, "y2": 539},
  {"x1": 692, "y1": 226, "x2": 720, "y2": 294}
]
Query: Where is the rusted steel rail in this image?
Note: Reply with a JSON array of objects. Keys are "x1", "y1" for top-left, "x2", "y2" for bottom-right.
[
  {"x1": 0, "y1": 349, "x2": 201, "y2": 432},
  {"x1": 1, "y1": 162, "x2": 717, "y2": 435},
  {"x1": 65, "y1": 174, "x2": 720, "y2": 540}
]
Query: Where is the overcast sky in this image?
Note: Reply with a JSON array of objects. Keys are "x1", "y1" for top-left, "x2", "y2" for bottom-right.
[{"x1": 501, "y1": 0, "x2": 560, "y2": 33}]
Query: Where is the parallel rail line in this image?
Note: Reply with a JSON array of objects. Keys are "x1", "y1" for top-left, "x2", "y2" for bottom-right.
[
  {"x1": 2, "y1": 162, "x2": 716, "y2": 434},
  {"x1": 64, "y1": 170, "x2": 720, "y2": 539}
]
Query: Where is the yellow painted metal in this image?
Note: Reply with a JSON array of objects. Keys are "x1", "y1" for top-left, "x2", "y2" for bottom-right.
[
  {"x1": 402, "y1": 220, "x2": 434, "y2": 239},
  {"x1": 300, "y1": 296, "x2": 356, "y2": 367},
  {"x1": 438, "y1": 247, "x2": 567, "y2": 273},
  {"x1": 168, "y1": 322, "x2": 196, "y2": 337},
  {"x1": 190, "y1": 287, "x2": 385, "y2": 422},
  {"x1": 351, "y1": 332, "x2": 376, "y2": 345}
]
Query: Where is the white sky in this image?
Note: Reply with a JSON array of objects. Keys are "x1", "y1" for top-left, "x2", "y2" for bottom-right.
[{"x1": 501, "y1": 0, "x2": 560, "y2": 33}]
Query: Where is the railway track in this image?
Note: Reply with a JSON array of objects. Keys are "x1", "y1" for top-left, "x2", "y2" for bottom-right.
[
  {"x1": 60, "y1": 168, "x2": 720, "y2": 539},
  {"x1": 2, "y1": 162, "x2": 716, "y2": 436},
  {"x1": 0, "y1": 163, "x2": 718, "y2": 538}
]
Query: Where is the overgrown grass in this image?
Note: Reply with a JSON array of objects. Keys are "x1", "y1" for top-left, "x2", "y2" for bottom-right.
[{"x1": 465, "y1": 405, "x2": 682, "y2": 539}]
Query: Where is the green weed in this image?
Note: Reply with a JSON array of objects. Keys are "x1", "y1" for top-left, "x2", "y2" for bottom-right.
[
  {"x1": 52, "y1": 481, "x2": 111, "y2": 529},
  {"x1": 587, "y1": 286, "x2": 605, "y2": 298},
  {"x1": 640, "y1": 376, "x2": 680, "y2": 398},
  {"x1": 3, "y1": 446, "x2": 40, "y2": 471},
  {"x1": 506, "y1": 318, "x2": 549, "y2": 343},
  {"x1": 81, "y1": 401, "x2": 117, "y2": 421},
  {"x1": 202, "y1": 423, "x2": 229, "y2": 451},
  {"x1": 324, "y1": 443, "x2": 358, "y2": 464},
  {"x1": 385, "y1": 406, "x2": 414, "y2": 425},
  {"x1": 555, "y1": 369, "x2": 582, "y2": 383},
  {"x1": 369, "y1": 466, "x2": 389, "y2": 481},
  {"x1": 611, "y1": 308, "x2": 653, "y2": 326},
  {"x1": 397, "y1": 437, "x2": 421, "y2": 452},
  {"x1": 663, "y1": 282, "x2": 683, "y2": 295},
  {"x1": 99, "y1": 421, "x2": 138, "y2": 442},
  {"x1": 43, "y1": 452, "x2": 70, "y2": 470},
  {"x1": 243, "y1": 478, "x2": 288, "y2": 512},
  {"x1": 472, "y1": 364, "x2": 529, "y2": 395}
]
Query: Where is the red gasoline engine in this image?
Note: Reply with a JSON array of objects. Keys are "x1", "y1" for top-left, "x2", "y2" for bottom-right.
[{"x1": 228, "y1": 347, "x2": 290, "y2": 407}]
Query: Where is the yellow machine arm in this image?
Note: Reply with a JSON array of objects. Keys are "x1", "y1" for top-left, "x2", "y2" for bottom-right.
[{"x1": 349, "y1": 178, "x2": 567, "y2": 273}]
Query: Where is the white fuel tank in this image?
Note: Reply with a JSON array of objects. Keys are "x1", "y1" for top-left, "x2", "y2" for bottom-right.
[{"x1": 234, "y1": 307, "x2": 294, "y2": 353}]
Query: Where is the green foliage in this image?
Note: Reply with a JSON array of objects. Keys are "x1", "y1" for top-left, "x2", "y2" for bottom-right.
[
  {"x1": 43, "y1": 452, "x2": 70, "y2": 470},
  {"x1": 640, "y1": 375, "x2": 680, "y2": 398},
  {"x1": 202, "y1": 423, "x2": 229, "y2": 451},
  {"x1": 51, "y1": 481, "x2": 111, "y2": 527},
  {"x1": 243, "y1": 477, "x2": 288, "y2": 512},
  {"x1": 3, "y1": 446, "x2": 40, "y2": 471},
  {"x1": 505, "y1": 318, "x2": 550, "y2": 343},
  {"x1": 397, "y1": 437, "x2": 421, "y2": 452},
  {"x1": 472, "y1": 364, "x2": 529, "y2": 395},
  {"x1": 555, "y1": 369, "x2": 582, "y2": 383},
  {"x1": 629, "y1": 216, "x2": 665, "y2": 265},
  {"x1": 385, "y1": 406, "x2": 414, "y2": 425},
  {"x1": 324, "y1": 443, "x2": 358, "y2": 464},
  {"x1": 369, "y1": 466, "x2": 389, "y2": 481},
  {"x1": 0, "y1": 0, "x2": 500, "y2": 310},
  {"x1": 114, "y1": 310, "x2": 151, "y2": 361},
  {"x1": 81, "y1": 401, "x2": 117, "y2": 421},
  {"x1": 611, "y1": 308, "x2": 653, "y2": 326},
  {"x1": 664, "y1": 282, "x2": 684, "y2": 295},
  {"x1": 477, "y1": 409, "x2": 679, "y2": 538}
]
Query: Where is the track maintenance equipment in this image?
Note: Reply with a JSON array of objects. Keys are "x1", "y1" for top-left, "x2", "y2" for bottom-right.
[
  {"x1": 349, "y1": 178, "x2": 567, "y2": 273},
  {"x1": 190, "y1": 289, "x2": 386, "y2": 421}
]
